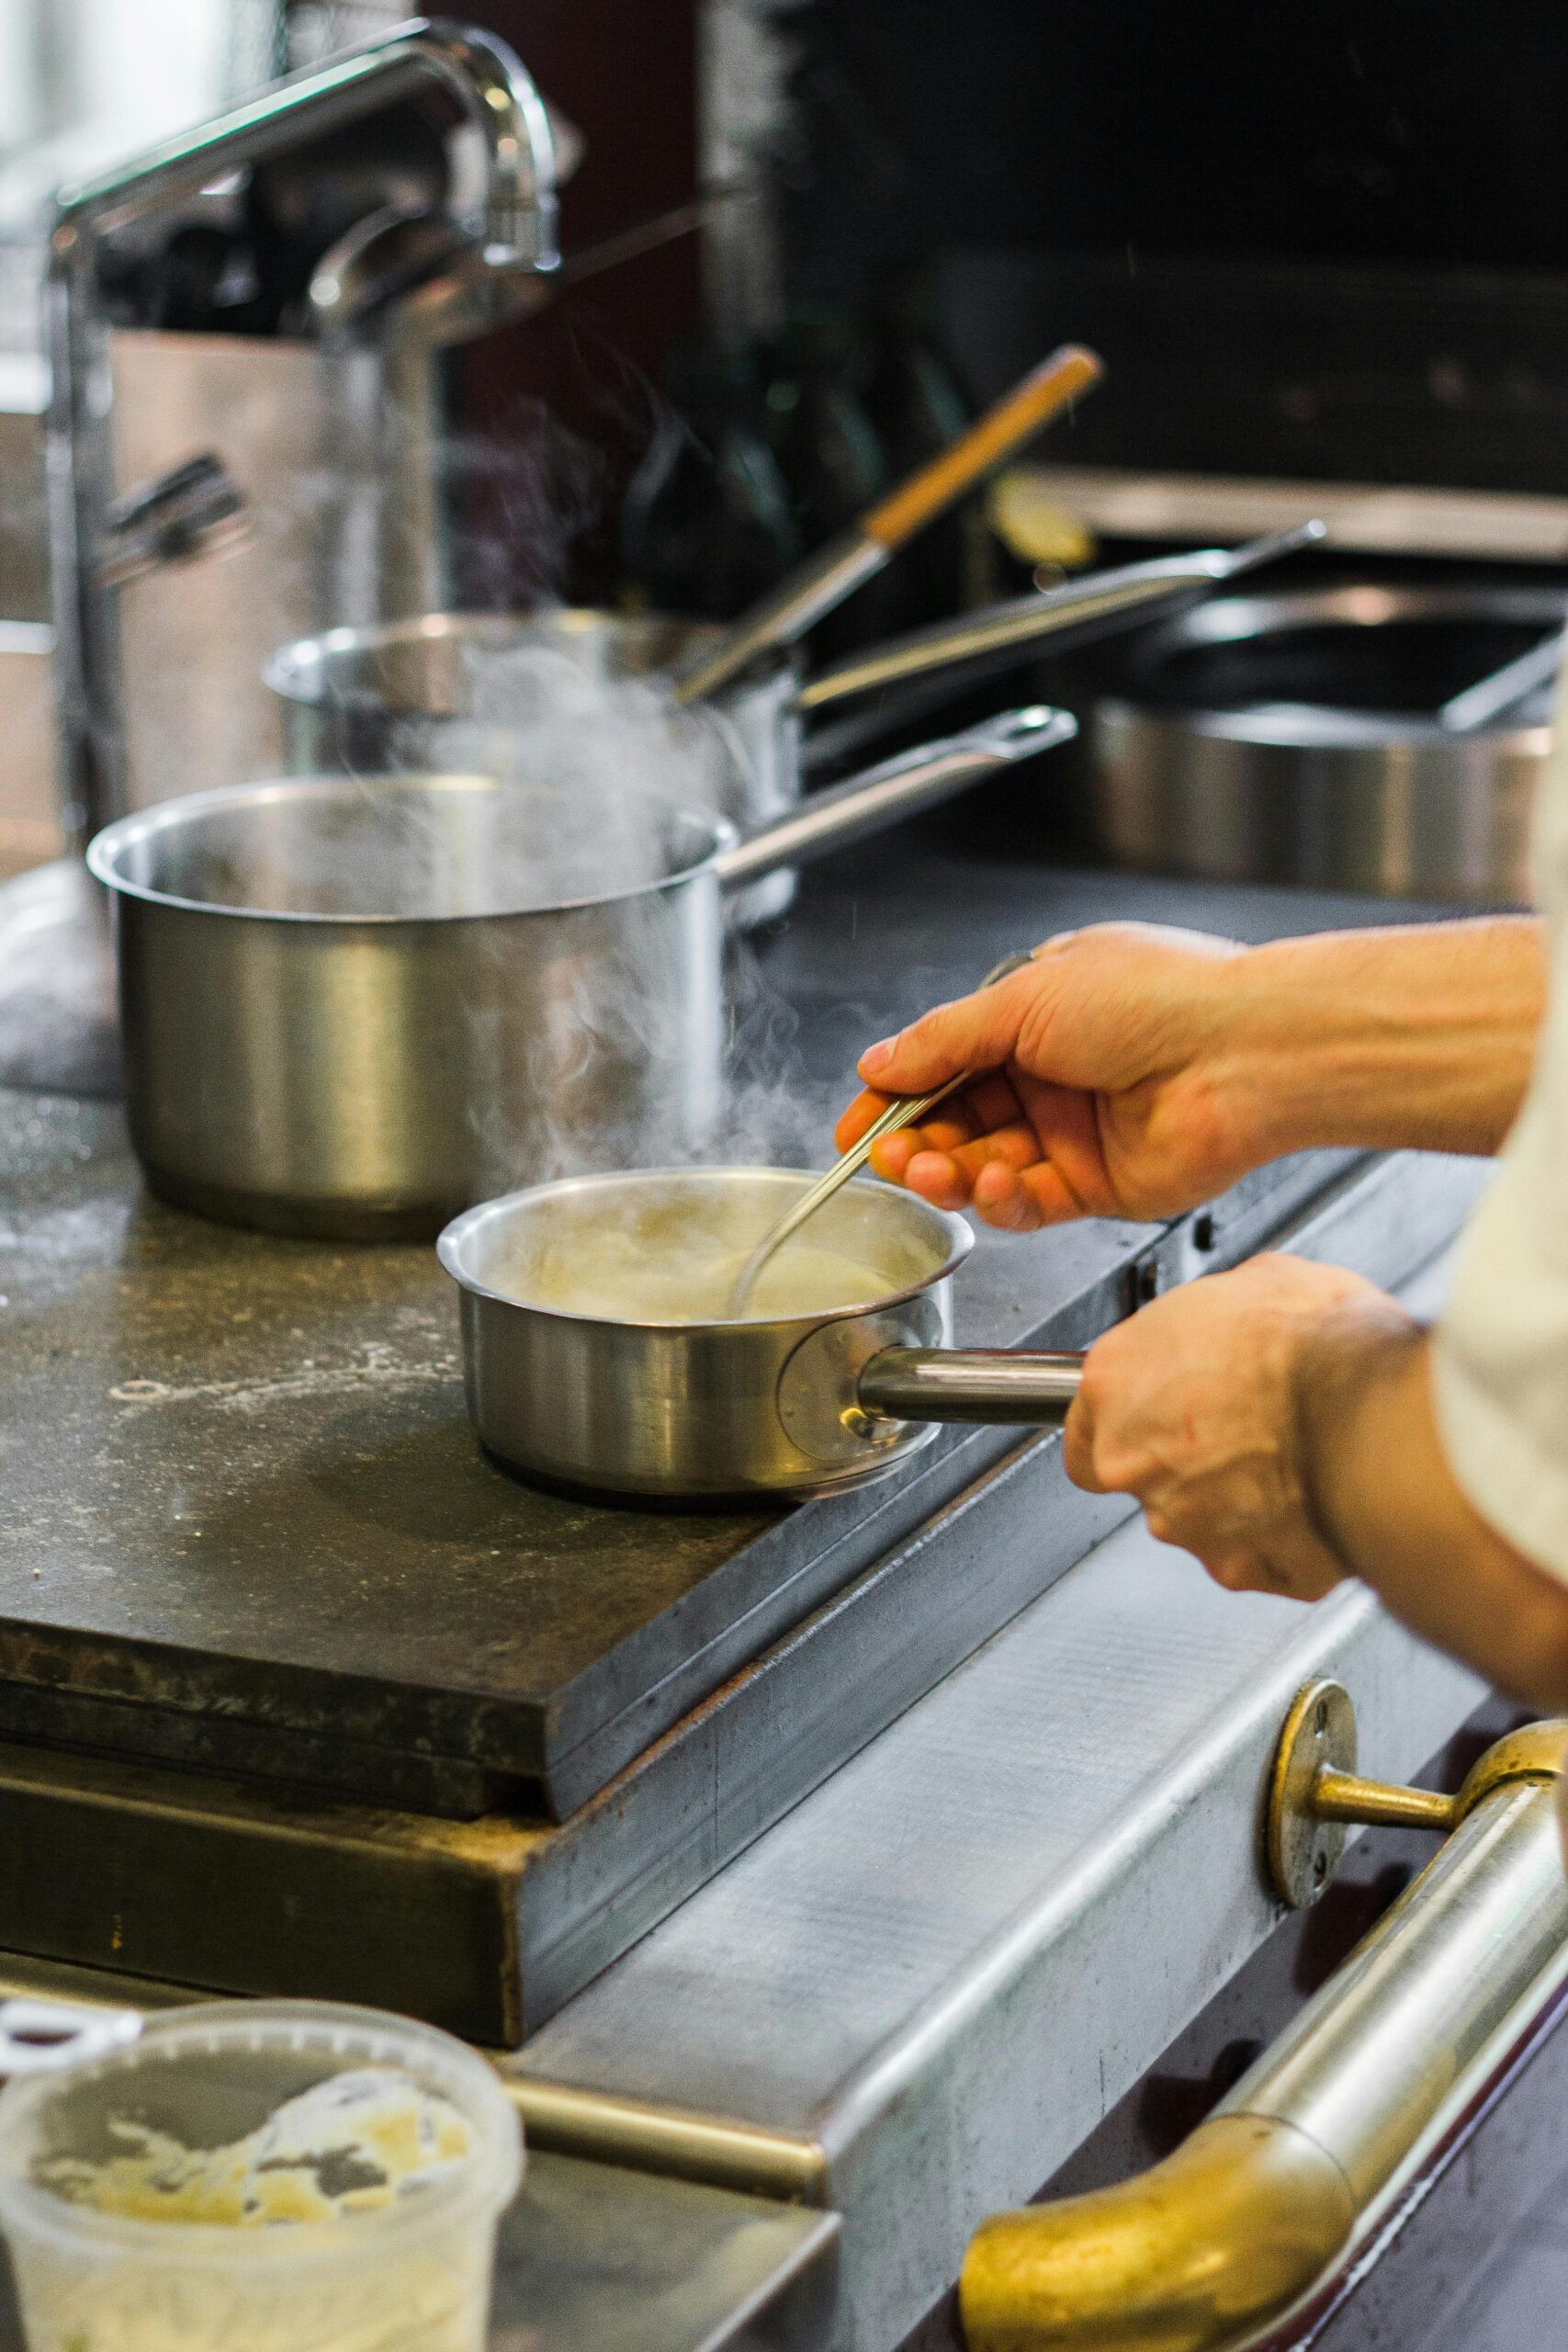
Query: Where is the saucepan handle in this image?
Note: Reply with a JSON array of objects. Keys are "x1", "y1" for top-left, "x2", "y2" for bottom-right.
[
  {"x1": 857, "y1": 1347, "x2": 1086, "y2": 1426},
  {"x1": 796, "y1": 520, "x2": 1328, "y2": 714},
  {"x1": 709, "y1": 706, "x2": 1077, "y2": 894}
]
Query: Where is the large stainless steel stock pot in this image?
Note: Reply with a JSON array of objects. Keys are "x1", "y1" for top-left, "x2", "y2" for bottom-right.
[
  {"x1": 438, "y1": 1167, "x2": 1087, "y2": 1501},
  {"x1": 86, "y1": 707, "x2": 1073, "y2": 1240}
]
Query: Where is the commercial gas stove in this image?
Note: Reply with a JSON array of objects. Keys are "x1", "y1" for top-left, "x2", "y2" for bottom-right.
[{"x1": 0, "y1": 834, "x2": 1487, "y2": 2043}]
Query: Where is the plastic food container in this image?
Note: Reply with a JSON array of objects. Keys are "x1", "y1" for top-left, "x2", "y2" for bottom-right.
[{"x1": 0, "y1": 2000, "x2": 524, "y2": 2352}]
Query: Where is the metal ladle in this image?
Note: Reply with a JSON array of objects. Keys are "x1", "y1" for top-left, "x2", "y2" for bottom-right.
[{"x1": 727, "y1": 952, "x2": 1034, "y2": 1315}]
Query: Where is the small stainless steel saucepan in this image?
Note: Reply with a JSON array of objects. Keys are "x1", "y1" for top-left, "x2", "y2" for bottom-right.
[
  {"x1": 438, "y1": 1166, "x2": 1087, "y2": 1500},
  {"x1": 88, "y1": 707, "x2": 1071, "y2": 1239}
]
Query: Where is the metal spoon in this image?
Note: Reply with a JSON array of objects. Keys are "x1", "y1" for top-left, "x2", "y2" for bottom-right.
[{"x1": 726, "y1": 953, "x2": 1034, "y2": 1317}]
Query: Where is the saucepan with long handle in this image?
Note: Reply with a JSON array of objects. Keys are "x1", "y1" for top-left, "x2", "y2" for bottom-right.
[
  {"x1": 87, "y1": 706, "x2": 1072, "y2": 1239},
  {"x1": 438, "y1": 1164, "x2": 1087, "y2": 1500},
  {"x1": 265, "y1": 526, "x2": 1323, "y2": 928}
]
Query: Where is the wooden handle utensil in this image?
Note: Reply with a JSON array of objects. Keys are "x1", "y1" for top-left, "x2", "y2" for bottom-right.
[{"x1": 671, "y1": 345, "x2": 1103, "y2": 707}]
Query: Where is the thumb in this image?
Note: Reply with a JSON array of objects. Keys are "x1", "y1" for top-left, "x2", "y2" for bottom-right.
[{"x1": 857, "y1": 964, "x2": 1037, "y2": 1091}]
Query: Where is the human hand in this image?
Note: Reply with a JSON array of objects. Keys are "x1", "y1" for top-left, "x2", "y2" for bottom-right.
[
  {"x1": 836, "y1": 913, "x2": 1549, "y2": 1232},
  {"x1": 835, "y1": 922, "x2": 1263, "y2": 1230},
  {"x1": 1063, "y1": 1253, "x2": 1416, "y2": 1600}
]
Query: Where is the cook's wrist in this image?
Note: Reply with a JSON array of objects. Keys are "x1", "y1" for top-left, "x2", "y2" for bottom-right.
[
  {"x1": 1195, "y1": 936, "x2": 1346, "y2": 1166},
  {"x1": 1290, "y1": 1298, "x2": 1427, "y2": 1574},
  {"x1": 1217, "y1": 921, "x2": 1546, "y2": 1163}
]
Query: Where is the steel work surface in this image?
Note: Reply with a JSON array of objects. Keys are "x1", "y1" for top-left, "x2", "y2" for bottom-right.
[
  {"x1": 0, "y1": 842, "x2": 1451, "y2": 1825},
  {"x1": 0, "y1": 1144, "x2": 1481, "y2": 2047},
  {"x1": 0, "y1": 2144, "x2": 839, "y2": 2352},
  {"x1": 508, "y1": 1256, "x2": 1486, "y2": 2351}
]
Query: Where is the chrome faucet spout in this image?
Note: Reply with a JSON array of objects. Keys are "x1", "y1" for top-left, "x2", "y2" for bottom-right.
[{"x1": 51, "y1": 15, "x2": 557, "y2": 269}]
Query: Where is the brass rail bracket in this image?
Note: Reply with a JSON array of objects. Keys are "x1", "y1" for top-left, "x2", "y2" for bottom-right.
[
  {"x1": 1268, "y1": 1677, "x2": 1564, "y2": 1908},
  {"x1": 1267, "y1": 1678, "x2": 1359, "y2": 1908}
]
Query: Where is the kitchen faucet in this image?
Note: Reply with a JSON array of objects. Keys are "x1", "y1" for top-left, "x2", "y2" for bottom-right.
[{"x1": 45, "y1": 16, "x2": 559, "y2": 842}]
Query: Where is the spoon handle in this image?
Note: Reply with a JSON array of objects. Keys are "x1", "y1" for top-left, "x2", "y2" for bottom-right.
[{"x1": 726, "y1": 952, "x2": 1033, "y2": 1314}]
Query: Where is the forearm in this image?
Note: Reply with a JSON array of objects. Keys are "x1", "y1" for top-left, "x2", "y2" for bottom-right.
[
  {"x1": 1296, "y1": 1306, "x2": 1568, "y2": 1709},
  {"x1": 1215, "y1": 917, "x2": 1546, "y2": 1161}
]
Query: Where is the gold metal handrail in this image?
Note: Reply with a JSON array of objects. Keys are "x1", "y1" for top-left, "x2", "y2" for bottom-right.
[{"x1": 960, "y1": 1697, "x2": 1568, "y2": 2352}]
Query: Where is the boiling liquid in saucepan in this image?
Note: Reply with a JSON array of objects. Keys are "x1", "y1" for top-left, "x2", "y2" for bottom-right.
[
  {"x1": 494, "y1": 1227, "x2": 888, "y2": 1323},
  {"x1": 475, "y1": 1177, "x2": 946, "y2": 1327}
]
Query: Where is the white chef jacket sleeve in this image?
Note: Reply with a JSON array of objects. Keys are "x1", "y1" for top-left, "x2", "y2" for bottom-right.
[{"x1": 1433, "y1": 672, "x2": 1568, "y2": 1581}]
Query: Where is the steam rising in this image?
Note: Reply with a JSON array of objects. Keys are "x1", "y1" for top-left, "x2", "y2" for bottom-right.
[
  {"x1": 290, "y1": 633, "x2": 841, "y2": 1194},
  {"x1": 444, "y1": 639, "x2": 825, "y2": 1189}
]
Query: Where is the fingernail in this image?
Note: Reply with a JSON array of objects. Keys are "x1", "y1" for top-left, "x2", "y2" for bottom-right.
[{"x1": 861, "y1": 1037, "x2": 896, "y2": 1073}]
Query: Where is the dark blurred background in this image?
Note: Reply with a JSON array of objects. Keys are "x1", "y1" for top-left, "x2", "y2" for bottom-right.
[
  {"x1": 6, "y1": 1, "x2": 1568, "y2": 628},
  {"x1": 460, "y1": 0, "x2": 1568, "y2": 614}
]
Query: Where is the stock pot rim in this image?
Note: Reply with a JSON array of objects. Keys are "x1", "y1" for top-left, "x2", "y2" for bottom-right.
[
  {"x1": 436, "y1": 1164, "x2": 975, "y2": 1333},
  {"x1": 1134, "y1": 580, "x2": 1568, "y2": 656},
  {"x1": 264, "y1": 607, "x2": 804, "y2": 729},
  {"x1": 264, "y1": 608, "x2": 796, "y2": 701},
  {"x1": 85, "y1": 773, "x2": 741, "y2": 927}
]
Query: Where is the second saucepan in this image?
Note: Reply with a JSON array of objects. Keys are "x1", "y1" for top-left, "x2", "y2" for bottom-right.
[
  {"x1": 266, "y1": 610, "x2": 804, "y2": 929},
  {"x1": 262, "y1": 532, "x2": 1321, "y2": 923},
  {"x1": 438, "y1": 1166, "x2": 1088, "y2": 1500},
  {"x1": 86, "y1": 706, "x2": 1073, "y2": 1239}
]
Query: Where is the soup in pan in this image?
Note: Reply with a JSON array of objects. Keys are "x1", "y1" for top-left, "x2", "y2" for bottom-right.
[
  {"x1": 477, "y1": 1171, "x2": 948, "y2": 1327},
  {"x1": 504, "y1": 1227, "x2": 886, "y2": 1324}
]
